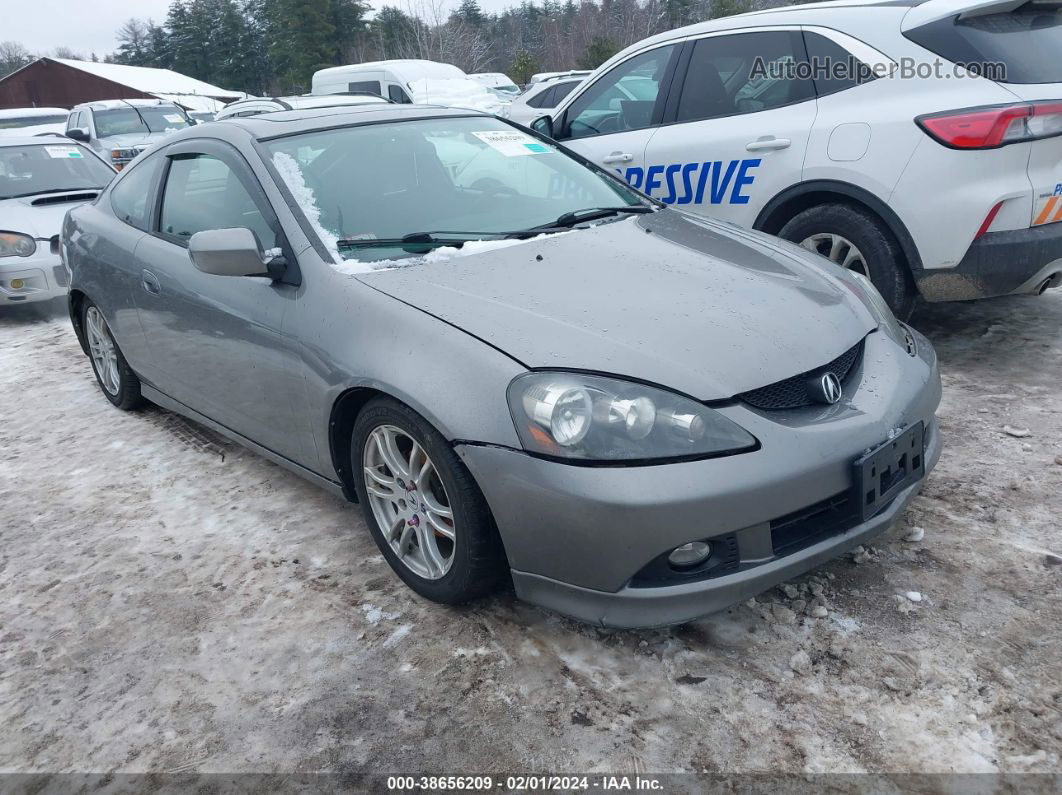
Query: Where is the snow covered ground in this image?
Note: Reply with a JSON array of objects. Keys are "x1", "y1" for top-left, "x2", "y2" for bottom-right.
[{"x1": 0, "y1": 294, "x2": 1060, "y2": 776}]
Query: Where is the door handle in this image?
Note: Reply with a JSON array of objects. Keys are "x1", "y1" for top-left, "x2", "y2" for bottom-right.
[
  {"x1": 745, "y1": 137, "x2": 792, "y2": 152},
  {"x1": 602, "y1": 151, "x2": 634, "y2": 164},
  {"x1": 141, "y1": 269, "x2": 161, "y2": 295}
]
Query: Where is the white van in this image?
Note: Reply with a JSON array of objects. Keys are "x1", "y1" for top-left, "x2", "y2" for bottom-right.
[{"x1": 311, "y1": 59, "x2": 506, "y2": 113}]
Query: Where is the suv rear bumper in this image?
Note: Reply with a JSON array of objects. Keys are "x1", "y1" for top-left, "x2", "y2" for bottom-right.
[{"x1": 915, "y1": 222, "x2": 1062, "y2": 301}]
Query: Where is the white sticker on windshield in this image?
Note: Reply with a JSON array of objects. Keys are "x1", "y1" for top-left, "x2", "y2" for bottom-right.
[
  {"x1": 163, "y1": 113, "x2": 185, "y2": 123},
  {"x1": 472, "y1": 130, "x2": 551, "y2": 157},
  {"x1": 44, "y1": 145, "x2": 84, "y2": 159}
]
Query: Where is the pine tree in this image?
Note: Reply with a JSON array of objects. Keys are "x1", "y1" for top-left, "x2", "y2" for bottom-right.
[{"x1": 510, "y1": 50, "x2": 537, "y2": 84}]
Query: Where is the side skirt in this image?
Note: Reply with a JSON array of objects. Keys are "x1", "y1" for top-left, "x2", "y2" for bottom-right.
[{"x1": 141, "y1": 384, "x2": 351, "y2": 502}]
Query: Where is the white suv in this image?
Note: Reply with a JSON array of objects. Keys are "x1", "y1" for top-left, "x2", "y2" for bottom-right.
[{"x1": 534, "y1": 0, "x2": 1062, "y2": 314}]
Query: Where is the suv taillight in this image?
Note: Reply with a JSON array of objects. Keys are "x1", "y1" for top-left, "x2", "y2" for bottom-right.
[{"x1": 916, "y1": 101, "x2": 1062, "y2": 149}]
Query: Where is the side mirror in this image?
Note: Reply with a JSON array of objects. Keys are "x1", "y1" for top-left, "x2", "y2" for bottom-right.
[
  {"x1": 188, "y1": 228, "x2": 270, "y2": 277},
  {"x1": 67, "y1": 128, "x2": 90, "y2": 142},
  {"x1": 530, "y1": 115, "x2": 554, "y2": 138}
]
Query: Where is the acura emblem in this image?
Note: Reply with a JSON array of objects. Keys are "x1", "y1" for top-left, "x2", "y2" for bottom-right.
[{"x1": 813, "y1": 371, "x2": 843, "y2": 405}]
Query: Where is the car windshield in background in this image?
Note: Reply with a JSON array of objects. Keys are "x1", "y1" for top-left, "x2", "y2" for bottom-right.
[
  {"x1": 0, "y1": 144, "x2": 113, "y2": 199},
  {"x1": 94, "y1": 107, "x2": 190, "y2": 138},
  {"x1": 0, "y1": 114, "x2": 68, "y2": 129},
  {"x1": 906, "y1": 0, "x2": 1062, "y2": 84},
  {"x1": 266, "y1": 117, "x2": 645, "y2": 261}
]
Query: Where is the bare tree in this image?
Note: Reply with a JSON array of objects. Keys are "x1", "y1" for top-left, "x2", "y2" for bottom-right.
[{"x1": 0, "y1": 41, "x2": 34, "y2": 78}]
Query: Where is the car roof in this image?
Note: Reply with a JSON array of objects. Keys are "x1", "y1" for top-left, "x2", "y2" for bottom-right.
[
  {"x1": 219, "y1": 104, "x2": 484, "y2": 139},
  {"x1": 72, "y1": 99, "x2": 181, "y2": 111}
]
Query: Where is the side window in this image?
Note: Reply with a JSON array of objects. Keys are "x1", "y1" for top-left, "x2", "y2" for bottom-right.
[
  {"x1": 348, "y1": 80, "x2": 382, "y2": 96},
  {"x1": 676, "y1": 32, "x2": 813, "y2": 123},
  {"x1": 803, "y1": 32, "x2": 875, "y2": 97},
  {"x1": 388, "y1": 85, "x2": 412, "y2": 103},
  {"x1": 110, "y1": 152, "x2": 163, "y2": 231},
  {"x1": 527, "y1": 85, "x2": 555, "y2": 109},
  {"x1": 159, "y1": 154, "x2": 277, "y2": 250},
  {"x1": 563, "y1": 44, "x2": 677, "y2": 139},
  {"x1": 552, "y1": 81, "x2": 579, "y2": 104}
]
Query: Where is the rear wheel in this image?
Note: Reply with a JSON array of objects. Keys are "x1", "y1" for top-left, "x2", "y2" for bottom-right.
[
  {"x1": 779, "y1": 203, "x2": 916, "y2": 319},
  {"x1": 352, "y1": 397, "x2": 506, "y2": 604},
  {"x1": 82, "y1": 301, "x2": 143, "y2": 410}
]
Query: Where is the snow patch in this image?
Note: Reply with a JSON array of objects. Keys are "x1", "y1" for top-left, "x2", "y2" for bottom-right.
[{"x1": 407, "y1": 78, "x2": 508, "y2": 114}]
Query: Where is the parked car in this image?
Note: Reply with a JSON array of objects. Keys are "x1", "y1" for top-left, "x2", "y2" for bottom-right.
[
  {"x1": 532, "y1": 0, "x2": 1062, "y2": 316},
  {"x1": 311, "y1": 59, "x2": 507, "y2": 113},
  {"x1": 187, "y1": 111, "x2": 217, "y2": 124},
  {"x1": 214, "y1": 93, "x2": 388, "y2": 121},
  {"x1": 1, "y1": 137, "x2": 114, "y2": 306},
  {"x1": 62, "y1": 105, "x2": 940, "y2": 628},
  {"x1": 0, "y1": 108, "x2": 70, "y2": 138},
  {"x1": 65, "y1": 99, "x2": 193, "y2": 170},
  {"x1": 502, "y1": 76, "x2": 584, "y2": 126},
  {"x1": 469, "y1": 72, "x2": 521, "y2": 96}
]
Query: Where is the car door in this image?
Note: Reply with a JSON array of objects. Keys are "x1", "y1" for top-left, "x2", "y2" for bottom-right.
[
  {"x1": 639, "y1": 29, "x2": 816, "y2": 224},
  {"x1": 553, "y1": 43, "x2": 682, "y2": 183},
  {"x1": 131, "y1": 138, "x2": 313, "y2": 464}
]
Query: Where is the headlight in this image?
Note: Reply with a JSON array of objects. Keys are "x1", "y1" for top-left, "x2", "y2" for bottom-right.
[
  {"x1": 507, "y1": 372, "x2": 757, "y2": 462},
  {"x1": 844, "y1": 270, "x2": 907, "y2": 341},
  {"x1": 0, "y1": 232, "x2": 35, "y2": 258},
  {"x1": 110, "y1": 148, "x2": 139, "y2": 170}
]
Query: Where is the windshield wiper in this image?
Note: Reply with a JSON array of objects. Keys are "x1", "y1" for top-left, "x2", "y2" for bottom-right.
[
  {"x1": 510, "y1": 205, "x2": 654, "y2": 238},
  {"x1": 335, "y1": 231, "x2": 508, "y2": 251}
]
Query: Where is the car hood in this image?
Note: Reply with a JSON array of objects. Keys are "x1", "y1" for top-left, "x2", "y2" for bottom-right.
[
  {"x1": 0, "y1": 194, "x2": 97, "y2": 238},
  {"x1": 101, "y1": 132, "x2": 165, "y2": 149},
  {"x1": 356, "y1": 210, "x2": 877, "y2": 400}
]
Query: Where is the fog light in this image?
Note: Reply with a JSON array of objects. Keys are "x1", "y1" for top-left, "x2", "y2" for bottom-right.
[
  {"x1": 10, "y1": 278, "x2": 24, "y2": 289},
  {"x1": 668, "y1": 541, "x2": 711, "y2": 568}
]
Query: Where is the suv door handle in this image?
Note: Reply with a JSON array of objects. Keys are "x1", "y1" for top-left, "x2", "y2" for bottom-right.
[
  {"x1": 745, "y1": 137, "x2": 792, "y2": 152},
  {"x1": 602, "y1": 151, "x2": 634, "y2": 164},
  {"x1": 141, "y1": 269, "x2": 161, "y2": 295}
]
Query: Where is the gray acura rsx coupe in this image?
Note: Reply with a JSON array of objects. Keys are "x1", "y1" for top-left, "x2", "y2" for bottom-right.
[{"x1": 61, "y1": 105, "x2": 941, "y2": 628}]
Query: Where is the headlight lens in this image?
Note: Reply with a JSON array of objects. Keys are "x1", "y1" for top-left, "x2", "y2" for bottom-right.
[
  {"x1": 0, "y1": 232, "x2": 35, "y2": 258},
  {"x1": 507, "y1": 372, "x2": 757, "y2": 462},
  {"x1": 844, "y1": 270, "x2": 907, "y2": 340}
]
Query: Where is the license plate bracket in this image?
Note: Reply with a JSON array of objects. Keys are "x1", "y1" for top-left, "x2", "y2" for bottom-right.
[{"x1": 854, "y1": 422, "x2": 925, "y2": 521}]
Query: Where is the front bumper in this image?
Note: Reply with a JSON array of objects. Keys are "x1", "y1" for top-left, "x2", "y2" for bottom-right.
[
  {"x1": 915, "y1": 221, "x2": 1062, "y2": 302},
  {"x1": 0, "y1": 252, "x2": 68, "y2": 305},
  {"x1": 457, "y1": 329, "x2": 942, "y2": 628}
]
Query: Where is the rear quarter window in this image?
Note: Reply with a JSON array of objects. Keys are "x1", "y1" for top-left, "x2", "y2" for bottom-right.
[
  {"x1": 110, "y1": 153, "x2": 163, "y2": 231},
  {"x1": 905, "y1": 0, "x2": 1062, "y2": 84}
]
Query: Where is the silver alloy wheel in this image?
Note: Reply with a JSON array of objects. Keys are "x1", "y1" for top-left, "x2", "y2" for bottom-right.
[
  {"x1": 363, "y1": 424, "x2": 456, "y2": 580},
  {"x1": 85, "y1": 306, "x2": 120, "y2": 396},
  {"x1": 799, "y1": 233, "x2": 871, "y2": 277}
]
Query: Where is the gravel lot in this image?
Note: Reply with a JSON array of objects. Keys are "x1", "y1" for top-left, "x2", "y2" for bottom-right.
[{"x1": 1, "y1": 293, "x2": 1060, "y2": 777}]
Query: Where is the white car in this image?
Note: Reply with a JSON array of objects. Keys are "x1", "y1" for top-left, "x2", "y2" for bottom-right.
[
  {"x1": 0, "y1": 108, "x2": 70, "y2": 138},
  {"x1": 469, "y1": 72, "x2": 521, "y2": 96},
  {"x1": 215, "y1": 93, "x2": 388, "y2": 120},
  {"x1": 503, "y1": 77, "x2": 585, "y2": 126},
  {"x1": 0, "y1": 137, "x2": 114, "y2": 306},
  {"x1": 534, "y1": 0, "x2": 1062, "y2": 314}
]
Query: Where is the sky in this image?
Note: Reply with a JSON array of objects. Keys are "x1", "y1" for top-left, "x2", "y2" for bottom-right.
[{"x1": 5, "y1": 0, "x2": 516, "y2": 59}]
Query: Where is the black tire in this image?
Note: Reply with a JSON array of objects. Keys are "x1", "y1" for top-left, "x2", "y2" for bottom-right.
[
  {"x1": 352, "y1": 397, "x2": 507, "y2": 604},
  {"x1": 778, "y1": 203, "x2": 917, "y2": 319},
  {"x1": 81, "y1": 299, "x2": 144, "y2": 410}
]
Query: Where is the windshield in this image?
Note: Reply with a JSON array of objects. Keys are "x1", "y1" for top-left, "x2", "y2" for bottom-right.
[
  {"x1": 0, "y1": 114, "x2": 68, "y2": 129},
  {"x1": 0, "y1": 144, "x2": 114, "y2": 199},
  {"x1": 266, "y1": 116, "x2": 645, "y2": 261},
  {"x1": 94, "y1": 107, "x2": 190, "y2": 138}
]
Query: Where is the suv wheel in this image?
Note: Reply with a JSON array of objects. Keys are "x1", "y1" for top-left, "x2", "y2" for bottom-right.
[{"x1": 779, "y1": 203, "x2": 917, "y2": 319}]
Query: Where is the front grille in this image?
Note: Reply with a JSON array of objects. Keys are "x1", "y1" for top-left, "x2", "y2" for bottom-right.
[
  {"x1": 738, "y1": 338, "x2": 865, "y2": 410},
  {"x1": 770, "y1": 491, "x2": 861, "y2": 557}
]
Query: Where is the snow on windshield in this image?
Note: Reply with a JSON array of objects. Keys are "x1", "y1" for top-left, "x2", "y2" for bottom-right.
[
  {"x1": 407, "y1": 79, "x2": 508, "y2": 114},
  {"x1": 270, "y1": 149, "x2": 551, "y2": 275}
]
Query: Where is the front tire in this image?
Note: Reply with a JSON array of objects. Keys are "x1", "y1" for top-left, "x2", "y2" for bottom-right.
[
  {"x1": 352, "y1": 397, "x2": 506, "y2": 604},
  {"x1": 82, "y1": 301, "x2": 143, "y2": 410},
  {"x1": 778, "y1": 203, "x2": 917, "y2": 319}
]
